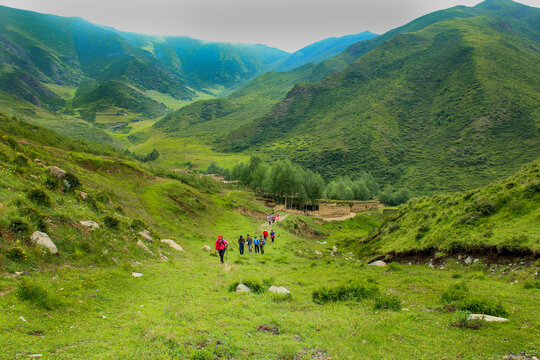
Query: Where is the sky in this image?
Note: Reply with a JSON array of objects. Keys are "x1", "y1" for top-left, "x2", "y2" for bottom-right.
[{"x1": 0, "y1": 0, "x2": 538, "y2": 52}]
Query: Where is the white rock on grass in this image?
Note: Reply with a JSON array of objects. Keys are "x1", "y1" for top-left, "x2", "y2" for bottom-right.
[
  {"x1": 138, "y1": 231, "x2": 153, "y2": 242},
  {"x1": 131, "y1": 272, "x2": 143, "y2": 278},
  {"x1": 236, "y1": 284, "x2": 251, "y2": 293},
  {"x1": 332, "y1": 245, "x2": 338, "y2": 252},
  {"x1": 368, "y1": 260, "x2": 387, "y2": 267},
  {"x1": 161, "y1": 239, "x2": 184, "y2": 251},
  {"x1": 468, "y1": 314, "x2": 509, "y2": 322},
  {"x1": 314, "y1": 250, "x2": 322, "y2": 255},
  {"x1": 47, "y1": 166, "x2": 66, "y2": 178},
  {"x1": 136, "y1": 240, "x2": 154, "y2": 255},
  {"x1": 79, "y1": 221, "x2": 99, "y2": 230},
  {"x1": 30, "y1": 232, "x2": 58, "y2": 254},
  {"x1": 201, "y1": 245, "x2": 212, "y2": 252},
  {"x1": 464, "y1": 256, "x2": 473, "y2": 265},
  {"x1": 269, "y1": 286, "x2": 290, "y2": 295}
]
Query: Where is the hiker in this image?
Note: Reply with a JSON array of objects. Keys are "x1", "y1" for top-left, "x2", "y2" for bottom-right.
[
  {"x1": 276, "y1": 213, "x2": 280, "y2": 221},
  {"x1": 238, "y1": 235, "x2": 245, "y2": 255},
  {"x1": 214, "y1": 235, "x2": 229, "y2": 264},
  {"x1": 263, "y1": 229, "x2": 269, "y2": 242},
  {"x1": 268, "y1": 215, "x2": 272, "y2": 226},
  {"x1": 254, "y1": 236, "x2": 260, "y2": 253},
  {"x1": 246, "y1": 234, "x2": 253, "y2": 253},
  {"x1": 259, "y1": 235, "x2": 266, "y2": 254},
  {"x1": 270, "y1": 230, "x2": 275, "y2": 243},
  {"x1": 272, "y1": 214, "x2": 276, "y2": 223}
]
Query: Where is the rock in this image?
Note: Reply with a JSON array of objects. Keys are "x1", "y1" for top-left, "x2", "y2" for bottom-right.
[
  {"x1": 136, "y1": 240, "x2": 154, "y2": 255},
  {"x1": 201, "y1": 245, "x2": 212, "y2": 252},
  {"x1": 30, "y1": 232, "x2": 58, "y2": 254},
  {"x1": 236, "y1": 284, "x2": 251, "y2": 293},
  {"x1": 473, "y1": 258, "x2": 479, "y2": 263},
  {"x1": 269, "y1": 286, "x2": 290, "y2": 295},
  {"x1": 28, "y1": 355, "x2": 42, "y2": 358},
  {"x1": 131, "y1": 272, "x2": 143, "y2": 277},
  {"x1": 368, "y1": 260, "x2": 387, "y2": 267},
  {"x1": 332, "y1": 245, "x2": 338, "y2": 252},
  {"x1": 314, "y1": 250, "x2": 322, "y2": 255},
  {"x1": 319, "y1": 241, "x2": 327, "y2": 245},
  {"x1": 33, "y1": 158, "x2": 46, "y2": 166},
  {"x1": 464, "y1": 256, "x2": 473, "y2": 265},
  {"x1": 428, "y1": 262, "x2": 435, "y2": 269},
  {"x1": 293, "y1": 335, "x2": 302, "y2": 341},
  {"x1": 79, "y1": 221, "x2": 99, "y2": 230},
  {"x1": 80, "y1": 192, "x2": 88, "y2": 200},
  {"x1": 20, "y1": 316, "x2": 27, "y2": 322},
  {"x1": 161, "y1": 239, "x2": 184, "y2": 251},
  {"x1": 47, "y1": 166, "x2": 66, "y2": 178},
  {"x1": 257, "y1": 323, "x2": 280, "y2": 335},
  {"x1": 138, "y1": 231, "x2": 153, "y2": 242},
  {"x1": 468, "y1": 314, "x2": 509, "y2": 322}
]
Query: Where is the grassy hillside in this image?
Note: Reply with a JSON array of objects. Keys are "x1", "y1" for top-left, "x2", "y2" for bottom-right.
[
  {"x1": 226, "y1": 4, "x2": 540, "y2": 194},
  {"x1": 360, "y1": 158, "x2": 540, "y2": 259}
]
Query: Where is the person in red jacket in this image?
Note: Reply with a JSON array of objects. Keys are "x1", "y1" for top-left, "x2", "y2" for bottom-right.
[
  {"x1": 263, "y1": 230, "x2": 269, "y2": 242},
  {"x1": 214, "y1": 235, "x2": 229, "y2": 264}
]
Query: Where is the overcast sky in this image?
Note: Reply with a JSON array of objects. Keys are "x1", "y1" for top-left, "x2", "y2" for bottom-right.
[{"x1": 0, "y1": 0, "x2": 537, "y2": 52}]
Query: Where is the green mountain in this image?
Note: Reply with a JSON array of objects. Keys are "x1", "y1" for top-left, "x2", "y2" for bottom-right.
[
  {"x1": 225, "y1": 0, "x2": 540, "y2": 194},
  {"x1": 274, "y1": 31, "x2": 378, "y2": 72},
  {"x1": 362, "y1": 158, "x2": 540, "y2": 259}
]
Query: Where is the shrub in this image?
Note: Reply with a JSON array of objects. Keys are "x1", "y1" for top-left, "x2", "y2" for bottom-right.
[
  {"x1": 6, "y1": 246, "x2": 27, "y2": 262},
  {"x1": 524, "y1": 180, "x2": 540, "y2": 196},
  {"x1": 27, "y1": 189, "x2": 51, "y2": 207},
  {"x1": 374, "y1": 294, "x2": 401, "y2": 311},
  {"x1": 16, "y1": 280, "x2": 60, "y2": 310},
  {"x1": 44, "y1": 175, "x2": 61, "y2": 190},
  {"x1": 457, "y1": 297, "x2": 508, "y2": 317},
  {"x1": 9, "y1": 218, "x2": 30, "y2": 236},
  {"x1": 450, "y1": 310, "x2": 484, "y2": 329},
  {"x1": 103, "y1": 215, "x2": 120, "y2": 229},
  {"x1": 228, "y1": 278, "x2": 272, "y2": 294},
  {"x1": 271, "y1": 293, "x2": 293, "y2": 302},
  {"x1": 95, "y1": 191, "x2": 110, "y2": 203},
  {"x1": 312, "y1": 283, "x2": 379, "y2": 304},
  {"x1": 471, "y1": 198, "x2": 496, "y2": 216},
  {"x1": 62, "y1": 172, "x2": 81, "y2": 192},
  {"x1": 12, "y1": 154, "x2": 28, "y2": 166},
  {"x1": 523, "y1": 279, "x2": 540, "y2": 289},
  {"x1": 130, "y1": 219, "x2": 148, "y2": 231},
  {"x1": 441, "y1": 282, "x2": 469, "y2": 303},
  {"x1": 497, "y1": 234, "x2": 529, "y2": 254}
]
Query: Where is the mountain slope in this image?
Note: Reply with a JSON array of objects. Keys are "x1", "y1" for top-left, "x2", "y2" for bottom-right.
[
  {"x1": 225, "y1": 3, "x2": 540, "y2": 194},
  {"x1": 274, "y1": 31, "x2": 378, "y2": 72}
]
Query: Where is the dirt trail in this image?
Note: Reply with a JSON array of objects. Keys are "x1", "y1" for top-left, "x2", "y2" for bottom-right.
[{"x1": 259, "y1": 214, "x2": 288, "y2": 229}]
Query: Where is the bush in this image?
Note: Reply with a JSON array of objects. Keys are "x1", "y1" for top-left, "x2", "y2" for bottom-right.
[
  {"x1": 12, "y1": 154, "x2": 28, "y2": 166},
  {"x1": 27, "y1": 189, "x2": 51, "y2": 207},
  {"x1": 374, "y1": 294, "x2": 401, "y2": 311},
  {"x1": 9, "y1": 218, "x2": 30, "y2": 236},
  {"x1": 457, "y1": 297, "x2": 508, "y2": 317},
  {"x1": 44, "y1": 175, "x2": 61, "y2": 190},
  {"x1": 441, "y1": 282, "x2": 469, "y2": 303},
  {"x1": 523, "y1": 279, "x2": 540, "y2": 289},
  {"x1": 271, "y1": 293, "x2": 293, "y2": 302},
  {"x1": 130, "y1": 218, "x2": 148, "y2": 231},
  {"x1": 6, "y1": 246, "x2": 27, "y2": 262},
  {"x1": 103, "y1": 215, "x2": 120, "y2": 229},
  {"x1": 450, "y1": 310, "x2": 484, "y2": 329},
  {"x1": 17, "y1": 280, "x2": 60, "y2": 310},
  {"x1": 228, "y1": 278, "x2": 272, "y2": 294},
  {"x1": 62, "y1": 172, "x2": 81, "y2": 192},
  {"x1": 312, "y1": 283, "x2": 379, "y2": 304}
]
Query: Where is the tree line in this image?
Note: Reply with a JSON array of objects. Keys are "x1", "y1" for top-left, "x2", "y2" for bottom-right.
[{"x1": 205, "y1": 157, "x2": 409, "y2": 207}]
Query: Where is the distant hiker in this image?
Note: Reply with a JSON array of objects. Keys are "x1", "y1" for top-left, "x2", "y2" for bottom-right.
[
  {"x1": 254, "y1": 236, "x2": 260, "y2": 253},
  {"x1": 238, "y1": 235, "x2": 246, "y2": 255},
  {"x1": 259, "y1": 236, "x2": 266, "y2": 254},
  {"x1": 246, "y1": 234, "x2": 253, "y2": 253},
  {"x1": 276, "y1": 213, "x2": 280, "y2": 221},
  {"x1": 263, "y1": 230, "x2": 269, "y2": 242},
  {"x1": 268, "y1": 215, "x2": 272, "y2": 226},
  {"x1": 270, "y1": 230, "x2": 275, "y2": 243},
  {"x1": 214, "y1": 235, "x2": 229, "y2": 264}
]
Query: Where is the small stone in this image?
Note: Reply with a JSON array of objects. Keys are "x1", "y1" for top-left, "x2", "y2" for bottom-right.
[
  {"x1": 47, "y1": 166, "x2": 66, "y2": 178},
  {"x1": 102, "y1": 315, "x2": 107, "y2": 319},
  {"x1": 319, "y1": 241, "x2": 327, "y2": 245},
  {"x1": 201, "y1": 245, "x2": 212, "y2": 252},
  {"x1": 369, "y1": 260, "x2": 387, "y2": 267},
  {"x1": 236, "y1": 284, "x2": 251, "y2": 293},
  {"x1": 138, "y1": 231, "x2": 153, "y2": 242},
  {"x1": 473, "y1": 258, "x2": 479, "y2": 263},
  {"x1": 314, "y1": 250, "x2": 322, "y2": 255},
  {"x1": 293, "y1": 335, "x2": 301, "y2": 341},
  {"x1": 30, "y1": 232, "x2": 58, "y2": 254},
  {"x1": 332, "y1": 245, "x2": 338, "y2": 252},
  {"x1": 268, "y1": 286, "x2": 290, "y2": 295},
  {"x1": 80, "y1": 221, "x2": 99, "y2": 230},
  {"x1": 468, "y1": 314, "x2": 509, "y2": 322},
  {"x1": 136, "y1": 240, "x2": 154, "y2": 255},
  {"x1": 80, "y1": 192, "x2": 88, "y2": 200},
  {"x1": 28, "y1": 355, "x2": 42, "y2": 358},
  {"x1": 20, "y1": 316, "x2": 27, "y2": 322},
  {"x1": 428, "y1": 263, "x2": 435, "y2": 269},
  {"x1": 131, "y1": 272, "x2": 143, "y2": 278},
  {"x1": 464, "y1": 256, "x2": 473, "y2": 265},
  {"x1": 161, "y1": 239, "x2": 184, "y2": 251}
]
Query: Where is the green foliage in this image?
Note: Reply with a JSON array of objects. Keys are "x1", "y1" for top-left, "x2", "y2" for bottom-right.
[
  {"x1": 457, "y1": 297, "x2": 508, "y2": 317},
  {"x1": 378, "y1": 187, "x2": 410, "y2": 206},
  {"x1": 27, "y1": 189, "x2": 51, "y2": 207},
  {"x1": 441, "y1": 282, "x2": 469, "y2": 303},
  {"x1": 62, "y1": 172, "x2": 81, "y2": 192},
  {"x1": 12, "y1": 154, "x2": 28, "y2": 167},
  {"x1": 325, "y1": 174, "x2": 379, "y2": 200},
  {"x1": 450, "y1": 310, "x2": 485, "y2": 330},
  {"x1": 9, "y1": 218, "x2": 30, "y2": 237},
  {"x1": 312, "y1": 283, "x2": 379, "y2": 304},
  {"x1": 6, "y1": 246, "x2": 27, "y2": 262},
  {"x1": 228, "y1": 278, "x2": 272, "y2": 294},
  {"x1": 16, "y1": 279, "x2": 60, "y2": 310},
  {"x1": 374, "y1": 294, "x2": 401, "y2": 311},
  {"x1": 103, "y1": 215, "x2": 120, "y2": 230},
  {"x1": 130, "y1": 219, "x2": 148, "y2": 231}
]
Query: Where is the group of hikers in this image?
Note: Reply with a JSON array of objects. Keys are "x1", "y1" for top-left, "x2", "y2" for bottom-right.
[
  {"x1": 267, "y1": 213, "x2": 279, "y2": 225},
  {"x1": 214, "y1": 229, "x2": 276, "y2": 263}
]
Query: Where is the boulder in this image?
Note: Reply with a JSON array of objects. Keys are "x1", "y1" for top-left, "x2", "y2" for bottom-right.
[
  {"x1": 468, "y1": 314, "x2": 508, "y2": 322},
  {"x1": 136, "y1": 240, "x2": 154, "y2": 255},
  {"x1": 47, "y1": 166, "x2": 66, "y2": 178},
  {"x1": 269, "y1": 286, "x2": 290, "y2": 295},
  {"x1": 236, "y1": 284, "x2": 251, "y2": 293},
  {"x1": 161, "y1": 239, "x2": 184, "y2": 251},
  {"x1": 464, "y1": 256, "x2": 473, "y2": 265},
  {"x1": 138, "y1": 231, "x2": 153, "y2": 242},
  {"x1": 30, "y1": 232, "x2": 58, "y2": 254},
  {"x1": 368, "y1": 260, "x2": 387, "y2": 267},
  {"x1": 131, "y1": 272, "x2": 143, "y2": 278},
  {"x1": 201, "y1": 245, "x2": 212, "y2": 252},
  {"x1": 79, "y1": 221, "x2": 99, "y2": 230}
]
